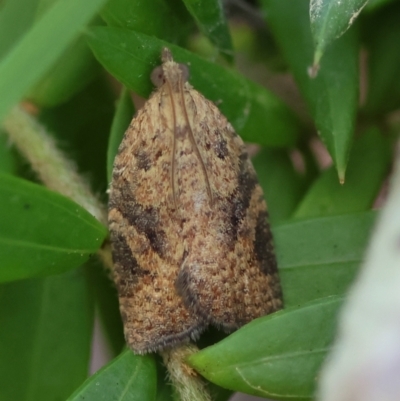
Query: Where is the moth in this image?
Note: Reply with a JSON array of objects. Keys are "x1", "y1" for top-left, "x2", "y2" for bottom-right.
[{"x1": 108, "y1": 48, "x2": 282, "y2": 354}]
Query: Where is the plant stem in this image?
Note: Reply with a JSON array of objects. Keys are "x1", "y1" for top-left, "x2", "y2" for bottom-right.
[{"x1": 160, "y1": 344, "x2": 212, "y2": 401}]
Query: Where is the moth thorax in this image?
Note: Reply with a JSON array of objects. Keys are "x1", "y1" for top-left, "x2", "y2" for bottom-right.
[{"x1": 151, "y1": 62, "x2": 189, "y2": 89}]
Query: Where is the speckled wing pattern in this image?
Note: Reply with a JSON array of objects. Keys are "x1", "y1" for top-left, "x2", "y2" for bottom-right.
[{"x1": 108, "y1": 48, "x2": 282, "y2": 354}]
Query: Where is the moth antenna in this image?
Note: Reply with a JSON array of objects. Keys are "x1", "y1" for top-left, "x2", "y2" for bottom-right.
[
  {"x1": 166, "y1": 80, "x2": 178, "y2": 209},
  {"x1": 178, "y1": 78, "x2": 214, "y2": 207}
]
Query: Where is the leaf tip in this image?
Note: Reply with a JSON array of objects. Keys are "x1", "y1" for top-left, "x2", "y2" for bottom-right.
[
  {"x1": 338, "y1": 169, "x2": 346, "y2": 184},
  {"x1": 308, "y1": 61, "x2": 320, "y2": 79}
]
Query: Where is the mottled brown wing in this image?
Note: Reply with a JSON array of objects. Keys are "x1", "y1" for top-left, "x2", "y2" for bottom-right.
[
  {"x1": 108, "y1": 87, "x2": 206, "y2": 354},
  {"x1": 175, "y1": 88, "x2": 283, "y2": 330}
]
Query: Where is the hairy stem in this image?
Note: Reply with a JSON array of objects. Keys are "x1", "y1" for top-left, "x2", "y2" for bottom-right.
[{"x1": 161, "y1": 344, "x2": 212, "y2": 401}]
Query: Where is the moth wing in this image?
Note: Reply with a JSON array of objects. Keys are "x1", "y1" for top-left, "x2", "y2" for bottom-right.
[
  {"x1": 176, "y1": 92, "x2": 282, "y2": 330},
  {"x1": 108, "y1": 90, "x2": 206, "y2": 353}
]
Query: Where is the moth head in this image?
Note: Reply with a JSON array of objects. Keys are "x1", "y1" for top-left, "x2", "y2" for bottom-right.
[{"x1": 151, "y1": 48, "x2": 190, "y2": 88}]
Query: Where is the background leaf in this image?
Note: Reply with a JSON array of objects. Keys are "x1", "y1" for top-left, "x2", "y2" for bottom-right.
[
  {"x1": 100, "y1": 0, "x2": 193, "y2": 44},
  {"x1": 0, "y1": 173, "x2": 107, "y2": 282},
  {"x1": 363, "y1": 2, "x2": 400, "y2": 115},
  {"x1": 310, "y1": 0, "x2": 367, "y2": 64},
  {"x1": 0, "y1": 0, "x2": 109, "y2": 123},
  {"x1": 181, "y1": 0, "x2": 233, "y2": 61},
  {"x1": 87, "y1": 26, "x2": 300, "y2": 147},
  {"x1": 274, "y1": 212, "x2": 375, "y2": 307},
  {"x1": 0, "y1": 267, "x2": 94, "y2": 401},
  {"x1": 67, "y1": 350, "x2": 157, "y2": 401},
  {"x1": 253, "y1": 148, "x2": 315, "y2": 225},
  {"x1": 188, "y1": 296, "x2": 343, "y2": 400},
  {"x1": 0, "y1": 0, "x2": 39, "y2": 58},
  {"x1": 365, "y1": 0, "x2": 396, "y2": 11},
  {"x1": 293, "y1": 127, "x2": 390, "y2": 219},
  {"x1": 26, "y1": 36, "x2": 101, "y2": 107},
  {"x1": 260, "y1": 0, "x2": 359, "y2": 181}
]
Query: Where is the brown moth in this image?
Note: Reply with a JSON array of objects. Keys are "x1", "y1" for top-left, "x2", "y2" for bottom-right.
[{"x1": 108, "y1": 48, "x2": 282, "y2": 354}]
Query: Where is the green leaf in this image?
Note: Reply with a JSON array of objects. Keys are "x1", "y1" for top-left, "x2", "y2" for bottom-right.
[
  {"x1": 67, "y1": 350, "x2": 157, "y2": 401},
  {"x1": 26, "y1": 36, "x2": 101, "y2": 107},
  {"x1": 0, "y1": 0, "x2": 39, "y2": 58},
  {"x1": 188, "y1": 296, "x2": 343, "y2": 400},
  {"x1": 274, "y1": 212, "x2": 375, "y2": 307},
  {"x1": 100, "y1": 0, "x2": 193, "y2": 44},
  {"x1": 261, "y1": 0, "x2": 359, "y2": 181},
  {"x1": 0, "y1": 131, "x2": 17, "y2": 174},
  {"x1": 0, "y1": 173, "x2": 107, "y2": 282},
  {"x1": 363, "y1": 3, "x2": 400, "y2": 115},
  {"x1": 181, "y1": 0, "x2": 233, "y2": 61},
  {"x1": 107, "y1": 87, "x2": 134, "y2": 182},
  {"x1": 310, "y1": 0, "x2": 367, "y2": 65},
  {"x1": 293, "y1": 127, "x2": 390, "y2": 219},
  {"x1": 0, "y1": 0, "x2": 109, "y2": 123},
  {"x1": 86, "y1": 26, "x2": 300, "y2": 147},
  {"x1": 0, "y1": 267, "x2": 94, "y2": 401},
  {"x1": 252, "y1": 148, "x2": 314, "y2": 225}
]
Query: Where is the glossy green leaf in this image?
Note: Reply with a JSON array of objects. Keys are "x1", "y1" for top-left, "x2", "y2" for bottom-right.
[
  {"x1": 363, "y1": 3, "x2": 400, "y2": 114},
  {"x1": 67, "y1": 350, "x2": 157, "y2": 401},
  {"x1": 100, "y1": 0, "x2": 192, "y2": 44},
  {"x1": 0, "y1": 267, "x2": 94, "y2": 401},
  {"x1": 252, "y1": 148, "x2": 313, "y2": 225},
  {"x1": 310, "y1": 0, "x2": 367, "y2": 65},
  {"x1": 181, "y1": 0, "x2": 233, "y2": 61},
  {"x1": 0, "y1": 0, "x2": 39, "y2": 58},
  {"x1": 293, "y1": 127, "x2": 390, "y2": 219},
  {"x1": 86, "y1": 26, "x2": 300, "y2": 147},
  {"x1": 188, "y1": 296, "x2": 343, "y2": 400},
  {"x1": 0, "y1": 0, "x2": 109, "y2": 123},
  {"x1": 27, "y1": 36, "x2": 101, "y2": 107},
  {"x1": 107, "y1": 87, "x2": 134, "y2": 182},
  {"x1": 274, "y1": 212, "x2": 375, "y2": 307},
  {"x1": 261, "y1": 0, "x2": 359, "y2": 181},
  {"x1": 0, "y1": 173, "x2": 107, "y2": 282}
]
